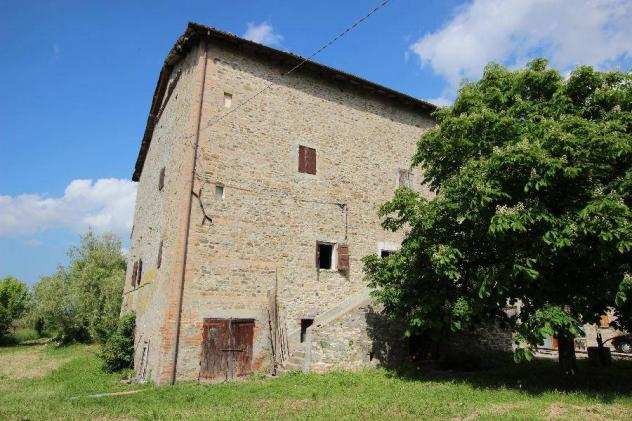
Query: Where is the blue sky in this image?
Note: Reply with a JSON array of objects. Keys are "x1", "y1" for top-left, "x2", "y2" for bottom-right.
[{"x1": 1, "y1": 0, "x2": 631, "y2": 284}]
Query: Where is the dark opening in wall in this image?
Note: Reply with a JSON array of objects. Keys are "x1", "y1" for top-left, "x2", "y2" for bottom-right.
[
  {"x1": 316, "y1": 242, "x2": 333, "y2": 270},
  {"x1": 157, "y1": 241, "x2": 163, "y2": 269},
  {"x1": 380, "y1": 249, "x2": 394, "y2": 258},
  {"x1": 137, "y1": 260, "x2": 143, "y2": 287},
  {"x1": 300, "y1": 319, "x2": 314, "y2": 343},
  {"x1": 158, "y1": 167, "x2": 165, "y2": 191},
  {"x1": 131, "y1": 261, "x2": 138, "y2": 287}
]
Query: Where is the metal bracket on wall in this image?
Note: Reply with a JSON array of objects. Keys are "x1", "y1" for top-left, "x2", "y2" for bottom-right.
[{"x1": 191, "y1": 187, "x2": 213, "y2": 226}]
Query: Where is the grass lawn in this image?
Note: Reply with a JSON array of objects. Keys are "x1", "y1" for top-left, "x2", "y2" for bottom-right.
[{"x1": 1, "y1": 344, "x2": 631, "y2": 420}]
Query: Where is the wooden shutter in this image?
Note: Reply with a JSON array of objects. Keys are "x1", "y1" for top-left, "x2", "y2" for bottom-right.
[
  {"x1": 157, "y1": 241, "x2": 163, "y2": 269},
  {"x1": 137, "y1": 260, "x2": 143, "y2": 286},
  {"x1": 158, "y1": 167, "x2": 165, "y2": 191},
  {"x1": 337, "y1": 244, "x2": 349, "y2": 272},
  {"x1": 200, "y1": 319, "x2": 230, "y2": 380},
  {"x1": 298, "y1": 145, "x2": 316, "y2": 175}
]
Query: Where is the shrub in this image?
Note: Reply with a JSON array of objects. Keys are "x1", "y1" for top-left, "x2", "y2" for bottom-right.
[
  {"x1": 99, "y1": 313, "x2": 135, "y2": 373},
  {"x1": 0, "y1": 276, "x2": 31, "y2": 338}
]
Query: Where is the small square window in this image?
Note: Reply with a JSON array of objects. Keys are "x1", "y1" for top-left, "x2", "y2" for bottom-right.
[
  {"x1": 224, "y1": 92, "x2": 232, "y2": 108},
  {"x1": 215, "y1": 184, "x2": 224, "y2": 200},
  {"x1": 316, "y1": 242, "x2": 333, "y2": 270}
]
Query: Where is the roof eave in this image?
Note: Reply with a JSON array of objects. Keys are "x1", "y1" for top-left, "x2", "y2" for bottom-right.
[{"x1": 132, "y1": 22, "x2": 437, "y2": 181}]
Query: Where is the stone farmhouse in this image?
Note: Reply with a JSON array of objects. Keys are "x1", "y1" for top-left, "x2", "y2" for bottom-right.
[{"x1": 122, "y1": 22, "x2": 442, "y2": 385}]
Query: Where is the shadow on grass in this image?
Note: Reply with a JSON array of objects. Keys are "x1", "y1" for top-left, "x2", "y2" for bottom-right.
[
  {"x1": 364, "y1": 308, "x2": 632, "y2": 403},
  {"x1": 386, "y1": 357, "x2": 632, "y2": 404}
]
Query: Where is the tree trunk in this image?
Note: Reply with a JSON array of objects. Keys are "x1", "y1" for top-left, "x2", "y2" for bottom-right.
[{"x1": 557, "y1": 334, "x2": 578, "y2": 375}]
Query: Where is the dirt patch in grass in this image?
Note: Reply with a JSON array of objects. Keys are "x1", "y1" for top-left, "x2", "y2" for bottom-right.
[
  {"x1": 0, "y1": 345, "x2": 69, "y2": 380},
  {"x1": 547, "y1": 403, "x2": 631, "y2": 420}
]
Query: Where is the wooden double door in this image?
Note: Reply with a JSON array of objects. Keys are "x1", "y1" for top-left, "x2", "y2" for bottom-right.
[{"x1": 200, "y1": 318, "x2": 254, "y2": 381}]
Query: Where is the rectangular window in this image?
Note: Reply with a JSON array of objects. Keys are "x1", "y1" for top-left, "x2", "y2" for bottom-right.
[
  {"x1": 215, "y1": 184, "x2": 224, "y2": 200},
  {"x1": 300, "y1": 319, "x2": 314, "y2": 343},
  {"x1": 157, "y1": 241, "x2": 163, "y2": 269},
  {"x1": 316, "y1": 242, "x2": 333, "y2": 270},
  {"x1": 380, "y1": 249, "x2": 394, "y2": 258},
  {"x1": 397, "y1": 169, "x2": 412, "y2": 189},
  {"x1": 298, "y1": 145, "x2": 317, "y2": 175},
  {"x1": 224, "y1": 92, "x2": 232, "y2": 108},
  {"x1": 158, "y1": 167, "x2": 165, "y2": 191}
]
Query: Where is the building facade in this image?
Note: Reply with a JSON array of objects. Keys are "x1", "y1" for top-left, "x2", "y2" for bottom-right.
[{"x1": 122, "y1": 23, "x2": 437, "y2": 384}]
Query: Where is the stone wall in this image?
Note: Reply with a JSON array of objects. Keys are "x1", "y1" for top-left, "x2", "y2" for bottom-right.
[
  {"x1": 125, "y1": 37, "x2": 435, "y2": 383},
  {"x1": 173, "y1": 40, "x2": 434, "y2": 380},
  {"x1": 307, "y1": 302, "x2": 406, "y2": 372}
]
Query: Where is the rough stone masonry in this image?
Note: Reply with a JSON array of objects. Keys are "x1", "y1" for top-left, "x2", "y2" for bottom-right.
[{"x1": 122, "y1": 22, "x2": 485, "y2": 385}]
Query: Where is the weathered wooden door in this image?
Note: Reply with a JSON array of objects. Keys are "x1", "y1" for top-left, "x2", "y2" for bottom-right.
[
  {"x1": 200, "y1": 319, "x2": 230, "y2": 380},
  {"x1": 231, "y1": 320, "x2": 254, "y2": 377},
  {"x1": 200, "y1": 318, "x2": 254, "y2": 380}
]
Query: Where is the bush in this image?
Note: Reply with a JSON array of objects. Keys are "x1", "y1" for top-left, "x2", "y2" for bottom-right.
[
  {"x1": 0, "y1": 276, "x2": 31, "y2": 338},
  {"x1": 99, "y1": 313, "x2": 135, "y2": 373}
]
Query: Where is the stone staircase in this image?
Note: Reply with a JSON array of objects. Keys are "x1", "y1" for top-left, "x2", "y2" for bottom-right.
[
  {"x1": 277, "y1": 288, "x2": 372, "y2": 374},
  {"x1": 279, "y1": 341, "x2": 308, "y2": 372}
]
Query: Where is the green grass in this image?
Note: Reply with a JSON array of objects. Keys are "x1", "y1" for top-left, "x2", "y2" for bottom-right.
[{"x1": 1, "y1": 344, "x2": 631, "y2": 420}]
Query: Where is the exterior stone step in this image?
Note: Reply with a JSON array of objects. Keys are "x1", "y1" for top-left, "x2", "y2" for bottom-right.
[{"x1": 280, "y1": 361, "x2": 302, "y2": 371}]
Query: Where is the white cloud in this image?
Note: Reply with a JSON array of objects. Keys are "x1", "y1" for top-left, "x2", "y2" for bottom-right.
[
  {"x1": 411, "y1": 0, "x2": 632, "y2": 97},
  {"x1": 243, "y1": 21, "x2": 283, "y2": 46},
  {"x1": 0, "y1": 178, "x2": 137, "y2": 238}
]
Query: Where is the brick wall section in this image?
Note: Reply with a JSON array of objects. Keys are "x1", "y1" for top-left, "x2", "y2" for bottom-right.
[{"x1": 121, "y1": 46, "x2": 200, "y2": 383}]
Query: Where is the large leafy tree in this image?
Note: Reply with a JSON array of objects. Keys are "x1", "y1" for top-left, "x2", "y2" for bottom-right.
[
  {"x1": 32, "y1": 231, "x2": 126, "y2": 343},
  {"x1": 364, "y1": 60, "x2": 631, "y2": 373}
]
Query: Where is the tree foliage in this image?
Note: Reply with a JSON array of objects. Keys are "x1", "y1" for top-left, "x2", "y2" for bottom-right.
[
  {"x1": 0, "y1": 276, "x2": 31, "y2": 337},
  {"x1": 364, "y1": 60, "x2": 631, "y2": 361},
  {"x1": 32, "y1": 231, "x2": 126, "y2": 343},
  {"x1": 99, "y1": 312, "x2": 135, "y2": 373}
]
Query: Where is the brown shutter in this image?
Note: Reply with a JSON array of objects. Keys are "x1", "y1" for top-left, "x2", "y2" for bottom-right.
[
  {"x1": 337, "y1": 244, "x2": 349, "y2": 272},
  {"x1": 158, "y1": 167, "x2": 165, "y2": 191},
  {"x1": 137, "y1": 260, "x2": 143, "y2": 286},
  {"x1": 298, "y1": 145, "x2": 316, "y2": 175},
  {"x1": 157, "y1": 241, "x2": 163, "y2": 269}
]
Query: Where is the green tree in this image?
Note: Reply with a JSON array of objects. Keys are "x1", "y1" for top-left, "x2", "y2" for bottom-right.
[
  {"x1": 66, "y1": 231, "x2": 126, "y2": 342},
  {"x1": 0, "y1": 276, "x2": 31, "y2": 337},
  {"x1": 364, "y1": 60, "x2": 631, "y2": 373},
  {"x1": 32, "y1": 231, "x2": 126, "y2": 343}
]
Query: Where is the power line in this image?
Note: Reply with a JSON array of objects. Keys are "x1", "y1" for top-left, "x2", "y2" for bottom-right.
[
  {"x1": 204, "y1": 0, "x2": 392, "y2": 131},
  {"x1": 180, "y1": 0, "x2": 392, "y2": 152},
  {"x1": 188, "y1": 0, "x2": 392, "y2": 188}
]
